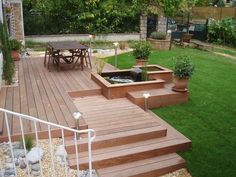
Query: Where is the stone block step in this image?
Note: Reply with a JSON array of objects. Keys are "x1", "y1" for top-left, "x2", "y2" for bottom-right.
[
  {"x1": 65, "y1": 126, "x2": 167, "y2": 153},
  {"x1": 97, "y1": 153, "x2": 185, "y2": 177}
]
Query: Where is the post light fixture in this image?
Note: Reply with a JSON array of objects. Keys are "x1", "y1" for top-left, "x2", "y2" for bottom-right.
[
  {"x1": 113, "y1": 42, "x2": 119, "y2": 68},
  {"x1": 143, "y1": 92, "x2": 150, "y2": 111},
  {"x1": 73, "y1": 111, "x2": 82, "y2": 139},
  {"x1": 88, "y1": 34, "x2": 93, "y2": 57},
  {"x1": 167, "y1": 30, "x2": 172, "y2": 34}
]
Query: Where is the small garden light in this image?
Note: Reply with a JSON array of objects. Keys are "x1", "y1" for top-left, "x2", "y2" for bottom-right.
[
  {"x1": 143, "y1": 92, "x2": 150, "y2": 111},
  {"x1": 73, "y1": 111, "x2": 82, "y2": 139},
  {"x1": 88, "y1": 34, "x2": 93, "y2": 57},
  {"x1": 113, "y1": 42, "x2": 119, "y2": 68}
]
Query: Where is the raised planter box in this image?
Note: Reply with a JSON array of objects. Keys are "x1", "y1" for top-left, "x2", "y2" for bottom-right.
[
  {"x1": 91, "y1": 70, "x2": 165, "y2": 99},
  {"x1": 134, "y1": 65, "x2": 173, "y2": 82},
  {"x1": 148, "y1": 38, "x2": 171, "y2": 50}
]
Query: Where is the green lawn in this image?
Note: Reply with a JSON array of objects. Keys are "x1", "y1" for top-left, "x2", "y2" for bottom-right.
[{"x1": 106, "y1": 47, "x2": 236, "y2": 177}]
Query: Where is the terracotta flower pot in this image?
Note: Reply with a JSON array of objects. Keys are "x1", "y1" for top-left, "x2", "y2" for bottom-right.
[
  {"x1": 172, "y1": 76, "x2": 189, "y2": 92},
  {"x1": 136, "y1": 58, "x2": 148, "y2": 66},
  {"x1": 11, "y1": 50, "x2": 20, "y2": 61}
]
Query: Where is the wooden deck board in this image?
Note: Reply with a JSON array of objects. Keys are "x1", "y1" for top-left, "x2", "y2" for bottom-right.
[
  {"x1": 73, "y1": 95, "x2": 161, "y2": 134},
  {"x1": 0, "y1": 57, "x2": 100, "y2": 137}
]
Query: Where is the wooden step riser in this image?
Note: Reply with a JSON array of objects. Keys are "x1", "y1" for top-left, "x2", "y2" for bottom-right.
[
  {"x1": 128, "y1": 93, "x2": 188, "y2": 109},
  {"x1": 66, "y1": 128, "x2": 167, "y2": 154},
  {"x1": 70, "y1": 141, "x2": 191, "y2": 170},
  {"x1": 125, "y1": 161, "x2": 185, "y2": 177},
  {"x1": 98, "y1": 159, "x2": 185, "y2": 177},
  {"x1": 68, "y1": 89, "x2": 102, "y2": 98}
]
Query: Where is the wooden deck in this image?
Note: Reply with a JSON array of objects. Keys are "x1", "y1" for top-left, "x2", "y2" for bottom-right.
[
  {"x1": 0, "y1": 57, "x2": 101, "y2": 136},
  {"x1": 65, "y1": 95, "x2": 191, "y2": 176},
  {"x1": 0, "y1": 56, "x2": 191, "y2": 176}
]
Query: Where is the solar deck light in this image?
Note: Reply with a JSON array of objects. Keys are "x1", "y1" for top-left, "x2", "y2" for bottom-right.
[
  {"x1": 143, "y1": 92, "x2": 150, "y2": 111},
  {"x1": 113, "y1": 42, "x2": 119, "y2": 68},
  {"x1": 73, "y1": 111, "x2": 82, "y2": 139}
]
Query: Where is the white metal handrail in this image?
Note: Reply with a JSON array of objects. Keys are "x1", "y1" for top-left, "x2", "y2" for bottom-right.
[{"x1": 0, "y1": 108, "x2": 96, "y2": 177}]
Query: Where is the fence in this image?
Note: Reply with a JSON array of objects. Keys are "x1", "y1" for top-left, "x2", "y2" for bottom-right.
[
  {"x1": 192, "y1": 7, "x2": 236, "y2": 20},
  {"x1": 0, "y1": 108, "x2": 96, "y2": 177}
]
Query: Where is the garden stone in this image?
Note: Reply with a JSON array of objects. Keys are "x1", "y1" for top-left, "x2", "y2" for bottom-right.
[
  {"x1": 55, "y1": 145, "x2": 67, "y2": 159},
  {"x1": 19, "y1": 159, "x2": 27, "y2": 169},
  {"x1": 31, "y1": 163, "x2": 40, "y2": 171},
  {"x1": 14, "y1": 158, "x2": 19, "y2": 166},
  {"x1": 5, "y1": 163, "x2": 14, "y2": 170},
  {"x1": 4, "y1": 169, "x2": 15, "y2": 176},
  {"x1": 0, "y1": 169, "x2": 4, "y2": 177},
  {"x1": 26, "y1": 147, "x2": 44, "y2": 164},
  {"x1": 5, "y1": 157, "x2": 13, "y2": 163},
  {"x1": 12, "y1": 142, "x2": 21, "y2": 149},
  {"x1": 31, "y1": 170, "x2": 40, "y2": 176},
  {"x1": 80, "y1": 169, "x2": 98, "y2": 177},
  {"x1": 13, "y1": 148, "x2": 26, "y2": 158}
]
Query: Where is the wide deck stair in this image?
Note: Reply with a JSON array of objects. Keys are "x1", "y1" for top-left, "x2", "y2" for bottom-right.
[{"x1": 65, "y1": 95, "x2": 191, "y2": 177}]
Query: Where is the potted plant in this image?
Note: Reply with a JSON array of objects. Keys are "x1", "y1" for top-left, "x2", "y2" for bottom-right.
[
  {"x1": 172, "y1": 56, "x2": 194, "y2": 92},
  {"x1": 9, "y1": 39, "x2": 22, "y2": 61},
  {"x1": 148, "y1": 31, "x2": 171, "y2": 50},
  {"x1": 133, "y1": 41, "x2": 151, "y2": 66}
]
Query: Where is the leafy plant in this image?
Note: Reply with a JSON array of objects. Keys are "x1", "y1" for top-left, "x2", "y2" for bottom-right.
[
  {"x1": 150, "y1": 32, "x2": 167, "y2": 40},
  {"x1": 141, "y1": 63, "x2": 148, "y2": 81},
  {"x1": 208, "y1": 17, "x2": 236, "y2": 46},
  {"x1": 0, "y1": 22, "x2": 14, "y2": 84},
  {"x1": 94, "y1": 58, "x2": 107, "y2": 75},
  {"x1": 20, "y1": 135, "x2": 34, "y2": 151},
  {"x1": 9, "y1": 39, "x2": 22, "y2": 51},
  {"x1": 173, "y1": 56, "x2": 195, "y2": 79},
  {"x1": 133, "y1": 41, "x2": 151, "y2": 60}
]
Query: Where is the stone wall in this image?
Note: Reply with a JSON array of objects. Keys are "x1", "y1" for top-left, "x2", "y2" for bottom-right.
[
  {"x1": 11, "y1": 2, "x2": 24, "y2": 42},
  {"x1": 140, "y1": 15, "x2": 147, "y2": 40},
  {"x1": 25, "y1": 33, "x2": 140, "y2": 43}
]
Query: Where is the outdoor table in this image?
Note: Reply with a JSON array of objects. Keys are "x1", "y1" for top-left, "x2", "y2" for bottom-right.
[{"x1": 44, "y1": 41, "x2": 89, "y2": 71}]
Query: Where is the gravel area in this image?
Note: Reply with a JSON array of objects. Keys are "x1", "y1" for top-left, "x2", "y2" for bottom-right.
[
  {"x1": 0, "y1": 138, "x2": 97, "y2": 177},
  {"x1": 161, "y1": 168, "x2": 192, "y2": 177}
]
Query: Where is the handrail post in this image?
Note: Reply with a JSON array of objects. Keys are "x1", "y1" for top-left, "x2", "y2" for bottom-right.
[{"x1": 0, "y1": 108, "x2": 96, "y2": 177}]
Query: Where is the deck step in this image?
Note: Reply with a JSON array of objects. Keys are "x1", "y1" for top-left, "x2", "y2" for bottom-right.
[
  {"x1": 65, "y1": 126, "x2": 167, "y2": 153},
  {"x1": 127, "y1": 86, "x2": 188, "y2": 109},
  {"x1": 97, "y1": 153, "x2": 185, "y2": 177},
  {"x1": 68, "y1": 135, "x2": 191, "y2": 169}
]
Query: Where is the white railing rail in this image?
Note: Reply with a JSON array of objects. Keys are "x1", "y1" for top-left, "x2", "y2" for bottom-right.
[{"x1": 0, "y1": 108, "x2": 96, "y2": 177}]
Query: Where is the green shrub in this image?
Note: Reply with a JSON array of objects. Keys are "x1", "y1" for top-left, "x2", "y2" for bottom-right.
[
  {"x1": 20, "y1": 135, "x2": 34, "y2": 151},
  {"x1": 0, "y1": 22, "x2": 14, "y2": 84},
  {"x1": 150, "y1": 32, "x2": 167, "y2": 40},
  {"x1": 174, "y1": 56, "x2": 195, "y2": 79},
  {"x1": 9, "y1": 39, "x2": 22, "y2": 51},
  {"x1": 208, "y1": 17, "x2": 236, "y2": 46},
  {"x1": 133, "y1": 41, "x2": 151, "y2": 60}
]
